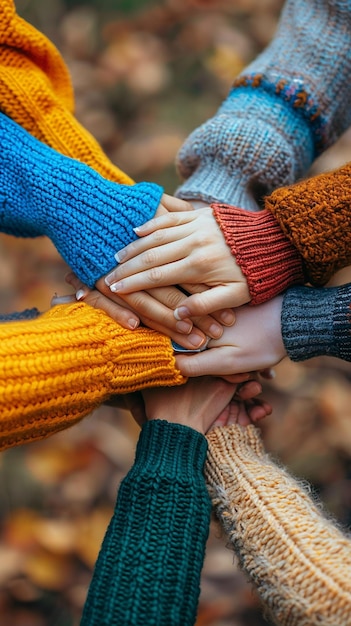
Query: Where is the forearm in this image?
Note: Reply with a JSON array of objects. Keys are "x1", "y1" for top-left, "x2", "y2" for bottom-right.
[
  {"x1": 0, "y1": 112, "x2": 162, "y2": 287},
  {"x1": 0, "y1": 303, "x2": 184, "y2": 451},
  {"x1": 81, "y1": 420, "x2": 211, "y2": 626},
  {"x1": 0, "y1": 0, "x2": 132, "y2": 184},
  {"x1": 206, "y1": 425, "x2": 351, "y2": 626},
  {"x1": 282, "y1": 283, "x2": 351, "y2": 362}
]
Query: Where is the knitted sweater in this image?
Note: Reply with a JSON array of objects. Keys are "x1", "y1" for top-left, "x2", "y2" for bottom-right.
[
  {"x1": 0, "y1": 112, "x2": 162, "y2": 288},
  {"x1": 81, "y1": 420, "x2": 211, "y2": 626},
  {"x1": 0, "y1": 0, "x2": 132, "y2": 185},
  {"x1": 206, "y1": 424, "x2": 351, "y2": 626},
  {"x1": 211, "y1": 162, "x2": 351, "y2": 304},
  {"x1": 282, "y1": 284, "x2": 351, "y2": 363},
  {"x1": 0, "y1": 302, "x2": 184, "y2": 451},
  {"x1": 0, "y1": 0, "x2": 185, "y2": 449},
  {"x1": 176, "y1": 0, "x2": 351, "y2": 207}
]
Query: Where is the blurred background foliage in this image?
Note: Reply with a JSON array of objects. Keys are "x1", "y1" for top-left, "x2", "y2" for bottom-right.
[{"x1": 0, "y1": 1, "x2": 351, "y2": 625}]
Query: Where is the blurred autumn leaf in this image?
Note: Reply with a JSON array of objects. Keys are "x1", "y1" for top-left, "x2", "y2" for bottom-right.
[{"x1": 1, "y1": 1, "x2": 350, "y2": 625}]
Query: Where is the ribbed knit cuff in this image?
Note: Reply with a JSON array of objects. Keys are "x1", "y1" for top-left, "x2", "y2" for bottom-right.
[
  {"x1": 282, "y1": 284, "x2": 351, "y2": 362},
  {"x1": 130, "y1": 420, "x2": 208, "y2": 478},
  {"x1": 176, "y1": 87, "x2": 314, "y2": 209},
  {"x1": 212, "y1": 204, "x2": 305, "y2": 304}
]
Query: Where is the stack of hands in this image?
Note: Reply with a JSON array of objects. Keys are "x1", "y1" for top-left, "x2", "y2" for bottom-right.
[{"x1": 54, "y1": 193, "x2": 288, "y2": 432}]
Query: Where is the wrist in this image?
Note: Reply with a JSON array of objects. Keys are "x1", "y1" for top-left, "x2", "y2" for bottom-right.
[{"x1": 212, "y1": 205, "x2": 305, "y2": 304}]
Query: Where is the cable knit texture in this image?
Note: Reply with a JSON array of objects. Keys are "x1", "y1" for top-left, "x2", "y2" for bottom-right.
[
  {"x1": 81, "y1": 420, "x2": 211, "y2": 626},
  {"x1": 212, "y1": 205, "x2": 304, "y2": 304},
  {"x1": 206, "y1": 424, "x2": 351, "y2": 626},
  {"x1": 282, "y1": 284, "x2": 351, "y2": 362},
  {"x1": 176, "y1": 0, "x2": 351, "y2": 207},
  {"x1": 0, "y1": 0, "x2": 132, "y2": 184},
  {"x1": 0, "y1": 113, "x2": 162, "y2": 287},
  {"x1": 0, "y1": 302, "x2": 184, "y2": 451}
]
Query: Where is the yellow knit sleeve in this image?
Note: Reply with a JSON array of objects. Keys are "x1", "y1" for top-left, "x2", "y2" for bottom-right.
[
  {"x1": 206, "y1": 425, "x2": 351, "y2": 626},
  {"x1": 0, "y1": 0, "x2": 133, "y2": 184},
  {"x1": 0, "y1": 302, "x2": 185, "y2": 451}
]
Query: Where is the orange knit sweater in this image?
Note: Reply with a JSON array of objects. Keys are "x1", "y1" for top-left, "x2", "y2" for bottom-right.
[
  {"x1": 0, "y1": 0, "x2": 185, "y2": 449},
  {"x1": 0, "y1": 0, "x2": 132, "y2": 184},
  {"x1": 0, "y1": 303, "x2": 184, "y2": 451}
]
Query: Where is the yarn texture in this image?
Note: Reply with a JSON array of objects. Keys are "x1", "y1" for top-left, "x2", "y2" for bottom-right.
[
  {"x1": 81, "y1": 420, "x2": 211, "y2": 626},
  {"x1": 176, "y1": 0, "x2": 351, "y2": 207},
  {"x1": 206, "y1": 424, "x2": 351, "y2": 626},
  {"x1": 0, "y1": 303, "x2": 184, "y2": 451}
]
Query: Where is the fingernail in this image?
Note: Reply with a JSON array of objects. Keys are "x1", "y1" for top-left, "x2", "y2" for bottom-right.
[
  {"x1": 133, "y1": 225, "x2": 143, "y2": 234},
  {"x1": 220, "y1": 310, "x2": 235, "y2": 325},
  {"x1": 109, "y1": 281, "x2": 123, "y2": 293},
  {"x1": 176, "y1": 320, "x2": 193, "y2": 334},
  {"x1": 76, "y1": 289, "x2": 86, "y2": 301},
  {"x1": 174, "y1": 306, "x2": 190, "y2": 321},
  {"x1": 208, "y1": 323, "x2": 222, "y2": 338},
  {"x1": 114, "y1": 249, "x2": 127, "y2": 263},
  {"x1": 104, "y1": 275, "x2": 113, "y2": 287},
  {"x1": 187, "y1": 334, "x2": 205, "y2": 348},
  {"x1": 128, "y1": 319, "x2": 139, "y2": 330}
]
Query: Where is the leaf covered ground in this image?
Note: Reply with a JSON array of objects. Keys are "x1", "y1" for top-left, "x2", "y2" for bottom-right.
[{"x1": 1, "y1": 1, "x2": 351, "y2": 624}]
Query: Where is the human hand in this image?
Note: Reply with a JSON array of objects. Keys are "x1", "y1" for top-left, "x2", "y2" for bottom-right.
[
  {"x1": 141, "y1": 377, "x2": 237, "y2": 435},
  {"x1": 103, "y1": 208, "x2": 250, "y2": 317},
  {"x1": 66, "y1": 272, "x2": 235, "y2": 349},
  {"x1": 122, "y1": 377, "x2": 271, "y2": 434},
  {"x1": 175, "y1": 297, "x2": 286, "y2": 377}
]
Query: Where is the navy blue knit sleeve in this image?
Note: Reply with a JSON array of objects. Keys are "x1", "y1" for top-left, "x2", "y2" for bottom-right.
[{"x1": 0, "y1": 113, "x2": 163, "y2": 287}]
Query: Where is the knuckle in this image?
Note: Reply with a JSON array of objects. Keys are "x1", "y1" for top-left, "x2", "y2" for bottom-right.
[
  {"x1": 143, "y1": 249, "x2": 158, "y2": 266},
  {"x1": 148, "y1": 267, "x2": 163, "y2": 284},
  {"x1": 152, "y1": 229, "x2": 165, "y2": 244}
]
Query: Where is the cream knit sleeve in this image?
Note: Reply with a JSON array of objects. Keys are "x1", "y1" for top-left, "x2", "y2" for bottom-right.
[{"x1": 205, "y1": 425, "x2": 351, "y2": 626}]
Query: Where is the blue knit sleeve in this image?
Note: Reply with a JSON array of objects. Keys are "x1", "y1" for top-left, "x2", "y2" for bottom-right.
[
  {"x1": 176, "y1": 0, "x2": 351, "y2": 208},
  {"x1": 0, "y1": 113, "x2": 163, "y2": 287},
  {"x1": 80, "y1": 420, "x2": 211, "y2": 626},
  {"x1": 281, "y1": 284, "x2": 351, "y2": 362}
]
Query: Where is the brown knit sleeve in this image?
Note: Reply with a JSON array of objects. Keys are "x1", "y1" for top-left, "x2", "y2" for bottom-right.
[
  {"x1": 265, "y1": 163, "x2": 351, "y2": 286},
  {"x1": 206, "y1": 424, "x2": 351, "y2": 626}
]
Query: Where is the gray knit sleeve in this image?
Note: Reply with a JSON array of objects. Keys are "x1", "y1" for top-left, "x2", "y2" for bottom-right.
[
  {"x1": 281, "y1": 284, "x2": 351, "y2": 362},
  {"x1": 176, "y1": 0, "x2": 351, "y2": 208}
]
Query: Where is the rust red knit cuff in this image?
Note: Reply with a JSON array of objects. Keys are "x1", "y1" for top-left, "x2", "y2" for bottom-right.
[{"x1": 212, "y1": 204, "x2": 305, "y2": 305}]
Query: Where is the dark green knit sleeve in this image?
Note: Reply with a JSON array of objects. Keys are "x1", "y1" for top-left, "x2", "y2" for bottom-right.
[
  {"x1": 281, "y1": 283, "x2": 351, "y2": 362},
  {"x1": 80, "y1": 419, "x2": 211, "y2": 626}
]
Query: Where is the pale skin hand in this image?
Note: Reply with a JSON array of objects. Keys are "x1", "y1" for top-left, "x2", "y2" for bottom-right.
[
  {"x1": 65, "y1": 273, "x2": 236, "y2": 350},
  {"x1": 175, "y1": 297, "x2": 286, "y2": 378},
  {"x1": 103, "y1": 207, "x2": 250, "y2": 319},
  {"x1": 63, "y1": 194, "x2": 236, "y2": 345}
]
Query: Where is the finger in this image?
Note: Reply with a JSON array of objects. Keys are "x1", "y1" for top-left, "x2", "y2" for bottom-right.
[
  {"x1": 146, "y1": 287, "x2": 223, "y2": 339},
  {"x1": 180, "y1": 284, "x2": 236, "y2": 326},
  {"x1": 160, "y1": 194, "x2": 194, "y2": 213},
  {"x1": 133, "y1": 210, "x2": 196, "y2": 237},
  {"x1": 66, "y1": 272, "x2": 141, "y2": 330},
  {"x1": 114, "y1": 223, "x2": 194, "y2": 265},
  {"x1": 237, "y1": 380, "x2": 263, "y2": 400},
  {"x1": 248, "y1": 399, "x2": 272, "y2": 422},
  {"x1": 174, "y1": 285, "x2": 248, "y2": 319},
  {"x1": 259, "y1": 368, "x2": 276, "y2": 380},
  {"x1": 175, "y1": 347, "x2": 242, "y2": 377},
  {"x1": 109, "y1": 239, "x2": 195, "y2": 289},
  {"x1": 226, "y1": 400, "x2": 251, "y2": 427}
]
